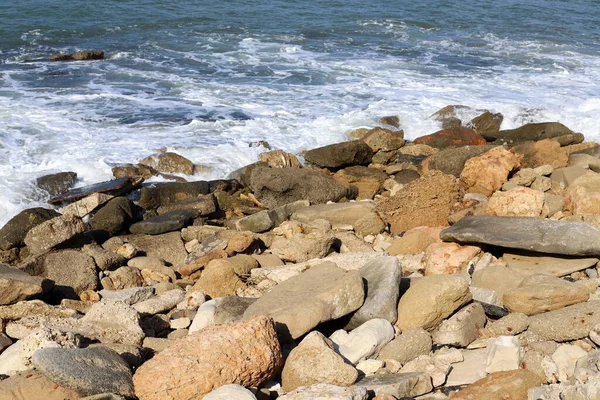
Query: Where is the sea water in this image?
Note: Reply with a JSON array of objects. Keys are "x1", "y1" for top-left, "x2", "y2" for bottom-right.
[{"x1": 0, "y1": 0, "x2": 599, "y2": 225}]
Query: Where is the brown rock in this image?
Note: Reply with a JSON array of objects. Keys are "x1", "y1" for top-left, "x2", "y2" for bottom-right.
[
  {"x1": 191, "y1": 255, "x2": 258, "y2": 298},
  {"x1": 511, "y1": 139, "x2": 569, "y2": 169},
  {"x1": 422, "y1": 145, "x2": 497, "y2": 177},
  {"x1": 259, "y1": 150, "x2": 301, "y2": 168},
  {"x1": 482, "y1": 122, "x2": 573, "y2": 144},
  {"x1": 423, "y1": 242, "x2": 481, "y2": 275},
  {"x1": 379, "y1": 116, "x2": 401, "y2": 128},
  {"x1": 376, "y1": 171, "x2": 460, "y2": 234},
  {"x1": 122, "y1": 232, "x2": 187, "y2": 266},
  {"x1": 133, "y1": 316, "x2": 282, "y2": 400},
  {"x1": 460, "y1": 147, "x2": 521, "y2": 196},
  {"x1": 469, "y1": 111, "x2": 503, "y2": 134},
  {"x1": 140, "y1": 152, "x2": 195, "y2": 175},
  {"x1": 112, "y1": 163, "x2": 157, "y2": 180},
  {"x1": 486, "y1": 186, "x2": 545, "y2": 217},
  {"x1": 362, "y1": 127, "x2": 405, "y2": 152},
  {"x1": 304, "y1": 140, "x2": 373, "y2": 169},
  {"x1": 105, "y1": 266, "x2": 144, "y2": 290},
  {"x1": 413, "y1": 127, "x2": 486, "y2": 149},
  {"x1": 0, "y1": 370, "x2": 80, "y2": 400},
  {"x1": 0, "y1": 264, "x2": 51, "y2": 306},
  {"x1": 50, "y1": 51, "x2": 104, "y2": 61},
  {"x1": 565, "y1": 171, "x2": 600, "y2": 215},
  {"x1": 386, "y1": 230, "x2": 437, "y2": 256},
  {"x1": 449, "y1": 369, "x2": 544, "y2": 400},
  {"x1": 179, "y1": 250, "x2": 228, "y2": 277},
  {"x1": 0, "y1": 208, "x2": 61, "y2": 251},
  {"x1": 334, "y1": 166, "x2": 389, "y2": 200},
  {"x1": 23, "y1": 215, "x2": 85, "y2": 255}
]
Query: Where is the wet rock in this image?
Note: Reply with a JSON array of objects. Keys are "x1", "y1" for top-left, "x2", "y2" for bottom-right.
[
  {"x1": 133, "y1": 316, "x2": 282, "y2": 400},
  {"x1": 422, "y1": 145, "x2": 497, "y2": 177},
  {"x1": 50, "y1": 51, "x2": 105, "y2": 61},
  {"x1": 414, "y1": 127, "x2": 486, "y2": 149},
  {"x1": 89, "y1": 197, "x2": 138, "y2": 236},
  {"x1": 291, "y1": 201, "x2": 385, "y2": 236},
  {"x1": 361, "y1": 127, "x2": 405, "y2": 152},
  {"x1": 112, "y1": 163, "x2": 157, "y2": 180},
  {"x1": 0, "y1": 264, "x2": 51, "y2": 306},
  {"x1": 353, "y1": 372, "x2": 433, "y2": 398},
  {"x1": 23, "y1": 215, "x2": 85, "y2": 255},
  {"x1": 482, "y1": 122, "x2": 573, "y2": 144},
  {"x1": 282, "y1": 331, "x2": 358, "y2": 392},
  {"x1": 470, "y1": 111, "x2": 503, "y2": 134},
  {"x1": 330, "y1": 319, "x2": 395, "y2": 364},
  {"x1": 137, "y1": 181, "x2": 210, "y2": 210},
  {"x1": 243, "y1": 262, "x2": 364, "y2": 339},
  {"x1": 528, "y1": 301, "x2": 600, "y2": 342},
  {"x1": 32, "y1": 345, "x2": 134, "y2": 397},
  {"x1": 48, "y1": 177, "x2": 140, "y2": 205},
  {"x1": 379, "y1": 116, "x2": 401, "y2": 128},
  {"x1": 140, "y1": 152, "x2": 194, "y2": 175},
  {"x1": 432, "y1": 303, "x2": 486, "y2": 347},
  {"x1": 36, "y1": 172, "x2": 78, "y2": 196},
  {"x1": 441, "y1": 215, "x2": 600, "y2": 257},
  {"x1": 304, "y1": 140, "x2": 373, "y2": 169},
  {"x1": 129, "y1": 209, "x2": 198, "y2": 235},
  {"x1": 460, "y1": 147, "x2": 521, "y2": 196},
  {"x1": 449, "y1": 369, "x2": 544, "y2": 400}
]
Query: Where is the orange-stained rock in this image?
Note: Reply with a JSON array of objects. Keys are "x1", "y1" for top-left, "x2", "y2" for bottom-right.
[
  {"x1": 424, "y1": 242, "x2": 481, "y2": 275},
  {"x1": 414, "y1": 127, "x2": 487, "y2": 149},
  {"x1": 486, "y1": 187, "x2": 545, "y2": 217},
  {"x1": 511, "y1": 139, "x2": 568, "y2": 169},
  {"x1": 565, "y1": 171, "x2": 600, "y2": 215},
  {"x1": 376, "y1": 171, "x2": 460, "y2": 234},
  {"x1": 449, "y1": 369, "x2": 544, "y2": 400},
  {"x1": 133, "y1": 316, "x2": 283, "y2": 400},
  {"x1": 460, "y1": 147, "x2": 521, "y2": 196}
]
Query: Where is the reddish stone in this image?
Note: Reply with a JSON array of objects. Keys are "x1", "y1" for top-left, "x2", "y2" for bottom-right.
[{"x1": 414, "y1": 127, "x2": 487, "y2": 149}]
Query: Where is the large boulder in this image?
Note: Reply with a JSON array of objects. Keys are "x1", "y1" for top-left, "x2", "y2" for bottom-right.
[
  {"x1": 361, "y1": 128, "x2": 405, "y2": 152},
  {"x1": 121, "y1": 232, "x2": 187, "y2": 266},
  {"x1": 511, "y1": 139, "x2": 568, "y2": 169},
  {"x1": 376, "y1": 171, "x2": 460, "y2": 234},
  {"x1": 528, "y1": 301, "x2": 600, "y2": 342},
  {"x1": 413, "y1": 127, "x2": 486, "y2": 149},
  {"x1": 291, "y1": 201, "x2": 385, "y2": 236},
  {"x1": 565, "y1": 171, "x2": 600, "y2": 215},
  {"x1": 137, "y1": 181, "x2": 210, "y2": 210},
  {"x1": 0, "y1": 208, "x2": 60, "y2": 251},
  {"x1": 37, "y1": 250, "x2": 98, "y2": 298},
  {"x1": 36, "y1": 172, "x2": 78, "y2": 196},
  {"x1": 89, "y1": 197, "x2": 138, "y2": 235},
  {"x1": 422, "y1": 145, "x2": 497, "y2": 177},
  {"x1": 0, "y1": 264, "x2": 52, "y2": 306},
  {"x1": 140, "y1": 152, "x2": 194, "y2": 175},
  {"x1": 482, "y1": 122, "x2": 573, "y2": 144},
  {"x1": 249, "y1": 167, "x2": 354, "y2": 208},
  {"x1": 133, "y1": 316, "x2": 282, "y2": 400},
  {"x1": 304, "y1": 140, "x2": 373, "y2": 169},
  {"x1": 243, "y1": 262, "x2": 364, "y2": 339},
  {"x1": 460, "y1": 147, "x2": 521, "y2": 196},
  {"x1": 0, "y1": 370, "x2": 80, "y2": 400},
  {"x1": 23, "y1": 215, "x2": 85, "y2": 255},
  {"x1": 441, "y1": 215, "x2": 600, "y2": 257}
]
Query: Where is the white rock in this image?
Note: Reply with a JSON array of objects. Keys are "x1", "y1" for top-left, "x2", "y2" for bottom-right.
[
  {"x1": 19, "y1": 328, "x2": 80, "y2": 366},
  {"x1": 0, "y1": 341, "x2": 27, "y2": 375},
  {"x1": 434, "y1": 348, "x2": 464, "y2": 364},
  {"x1": 469, "y1": 286, "x2": 502, "y2": 307},
  {"x1": 176, "y1": 291, "x2": 206, "y2": 310},
  {"x1": 188, "y1": 298, "x2": 222, "y2": 334},
  {"x1": 203, "y1": 384, "x2": 257, "y2": 400},
  {"x1": 446, "y1": 348, "x2": 487, "y2": 386},
  {"x1": 356, "y1": 359, "x2": 384, "y2": 376},
  {"x1": 133, "y1": 289, "x2": 185, "y2": 315},
  {"x1": 552, "y1": 344, "x2": 588, "y2": 382},
  {"x1": 329, "y1": 319, "x2": 395, "y2": 364},
  {"x1": 400, "y1": 355, "x2": 451, "y2": 387},
  {"x1": 100, "y1": 287, "x2": 155, "y2": 305},
  {"x1": 432, "y1": 303, "x2": 486, "y2": 347},
  {"x1": 278, "y1": 383, "x2": 368, "y2": 400},
  {"x1": 486, "y1": 336, "x2": 521, "y2": 374},
  {"x1": 541, "y1": 356, "x2": 559, "y2": 384},
  {"x1": 170, "y1": 317, "x2": 191, "y2": 330}
]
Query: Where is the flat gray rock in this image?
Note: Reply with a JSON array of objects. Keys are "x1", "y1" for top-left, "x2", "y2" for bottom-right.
[
  {"x1": 503, "y1": 252, "x2": 598, "y2": 277},
  {"x1": 129, "y1": 210, "x2": 198, "y2": 235},
  {"x1": 441, "y1": 216, "x2": 600, "y2": 256},
  {"x1": 99, "y1": 287, "x2": 155, "y2": 305},
  {"x1": 32, "y1": 345, "x2": 134, "y2": 397}
]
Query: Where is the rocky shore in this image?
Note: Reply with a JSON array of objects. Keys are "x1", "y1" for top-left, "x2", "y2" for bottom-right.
[{"x1": 1, "y1": 105, "x2": 600, "y2": 399}]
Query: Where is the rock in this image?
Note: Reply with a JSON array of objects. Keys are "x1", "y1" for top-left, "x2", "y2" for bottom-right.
[
  {"x1": 128, "y1": 257, "x2": 176, "y2": 282},
  {"x1": 503, "y1": 252, "x2": 598, "y2": 277},
  {"x1": 279, "y1": 383, "x2": 368, "y2": 400},
  {"x1": 81, "y1": 301, "x2": 145, "y2": 346},
  {"x1": 486, "y1": 336, "x2": 521, "y2": 373},
  {"x1": 485, "y1": 313, "x2": 529, "y2": 337},
  {"x1": 48, "y1": 177, "x2": 140, "y2": 206},
  {"x1": 140, "y1": 152, "x2": 194, "y2": 175},
  {"x1": 123, "y1": 232, "x2": 187, "y2": 266},
  {"x1": 259, "y1": 149, "x2": 301, "y2": 169},
  {"x1": 344, "y1": 257, "x2": 402, "y2": 330},
  {"x1": 386, "y1": 229, "x2": 438, "y2": 256},
  {"x1": 282, "y1": 331, "x2": 358, "y2": 392},
  {"x1": 249, "y1": 167, "x2": 354, "y2": 208},
  {"x1": 82, "y1": 244, "x2": 125, "y2": 272},
  {"x1": 422, "y1": 145, "x2": 497, "y2": 177},
  {"x1": 112, "y1": 163, "x2": 157, "y2": 180},
  {"x1": 446, "y1": 348, "x2": 488, "y2": 386},
  {"x1": 511, "y1": 139, "x2": 569, "y2": 169},
  {"x1": 503, "y1": 274, "x2": 590, "y2": 315},
  {"x1": 156, "y1": 195, "x2": 216, "y2": 217},
  {"x1": 39, "y1": 250, "x2": 98, "y2": 298},
  {"x1": 291, "y1": 202, "x2": 385, "y2": 236},
  {"x1": 353, "y1": 372, "x2": 433, "y2": 398},
  {"x1": 204, "y1": 384, "x2": 257, "y2": 400},
  {"x1": 0, "y1": 299, "x2": 77, "y2": 321},
  {"x1": 378, "y1": 328, "x2": 432, "y2": 364},
  {"x1": 441, "y1": 216, "x2": 600, "y2": 257},
  {"x1": 304, "y1": 140, "x2": 373, "y2": 168},
  {"x1": 99, "y1": 287, "x2": 154, "y2": 305},
  {"x1": 133, "y1": 316, "x2": 282, "y2": 400},
  {"x1": 103, "y1": 266, "x2": 144, "y2": 290},
  {"x1": 0, "y1": 341, "x2": 28, "y2": 375},
  {"x1": 552, "y1": 344, "x2": 588, "y2": 382},
  {"x1": 362, "y1": 128, "x2": 405, "y2": 152},
  {"x1": 379, "y1": 116, "x2": 401, "y2": 128},
  {"x1": 0, "y1": 208, "x2": 60, "y2": 251},
  {"x1": 396, "y1": 274, "x2": 471, "y2": 332},
  {"x1": 129, "y1": 210, "x2": 197, "y2": 235},
  {"x1": 460, "y1": 147, "x2": 521, "y2": 196},
  {"x1": 0, "y1": 370, "x2": 80, "y2": 400},
  {"x1": 50, "y1": 50, "x2": 105, "y2": 61},
  {"x1": 23, "y1": 215, "x2": 85, "y2": 255},
  {"x1": 0, "y1": 264, "x2": 51, "y2": 306},
  {"x1": 32, "y1": 345, "x2": 134, "y2": 397},
  {"x1": 423, "y1": 243, "x2": 481, "y2": 275},
  {"x1": 472, "y1": 262, "x2": 526, "y2": 306},
  {"x1": 565, "y1": 171, "x2": 600, "y2": 215},
  {"x1": 432, "y1": 303, "x2": 486, "y2": 347},
  {"x1": 330, "y1": 319, "x2": 395, "y2": 364},
  {"x1": 192, "y1": 255, "x2": 258, "y2": 298},
  {"x1": 89, "y1": 197, "x2": 138, "y2": 236},
  {"x1": 235, "y1": 210, "x2": 275, "y2": 233},
  {"x1": 61, "y1": 193, "x2": 113, "y2": 218},
  {"x1": 414, "y1": 127, "x2": 486, "y2": 149},
  {"x1": 243, "y1": 262, "x2": 364, "y2": 339},
  {"x1": 376, "y1": 171, "x2": 460, "y2": 234},
  {"x1": 551, "y1": 165, "x2": 589, "y2": 188},
  {"x1": 470, "y1": 111, "x2": 503, "y2": 134},
  {"x1": 399, "y1": 355, "x2": 451, "y2": 388},
  {"x1": 213, "y1": 296, "x2": 256, "y2": 325},
  {"x1": 268, "y1": 230, "x2": 336, "y2": 263},
  {"x1": 137, "y1": 181, "x2": 210, "y2": 210},
  {"x1": 482, "y1": 122, "x2": 573, "y2": 144},
  {"x1": 449, "y1": 369, "x2": 544, "y2": 400},
  {"x1": 486, "y1": 186, "x2": 545, "y2": 217},
  {"x1": 133, "y1": 289, "x2": 185, "y2": 315},
  {"x1": 528, "y1": 301, "x2": 600, "y2": 341}
]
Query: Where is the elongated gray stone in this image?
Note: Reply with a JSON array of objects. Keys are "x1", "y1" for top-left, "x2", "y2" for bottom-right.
[{"x1": 441, "y1": 216, "x2": 600, "y2": 256}]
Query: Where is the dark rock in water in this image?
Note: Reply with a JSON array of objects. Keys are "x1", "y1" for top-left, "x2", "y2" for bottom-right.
[
  {"x1": 48, "y1": 177, "x2": 142, "y2": 205},
  {"x1": 0, "y1": 208, "x2": 60, "y2": 250},
  {"x1": 89, "y1": 197, "x2": 139, "y2": 236},
  {"x1": 36, "y1": 172, "x2": 77, "y2": 196},
  {"x1": 49, "y1": 51, "x2": 105, "y2": 61},
  {"x1": 112, "y1": 164, "x2": 157, "y2": 180},
  {"x1": 379, "y1": 115, "x2": 401, "y2": 128},
  {"x1": 129, "y1": 210, "x2": 198, "y2": 235},
  {"x1": 249, "y1": 166, "x2": 355, "y2": 208},
  {"x1": 32, "y1": 345, "x2": 134, "y2": 397},
  {"x1": 304, "y1": 140, "x2": 373, "y2": 169},
  {"x1": 481, "y1": 122, "x2": 573, "y2": 144},
  {"x1": 137, "y1": 181, "x2": 210, "y2": 210},
  {"x1": 422, "y1": 145, "x2": 497, "y2": 177},
  {"x1": 249, "y1": 140, "x2": 271, "y2": 149},
  {"x1": 441, "y1": 215, "x2": 600, "y2": 256},
  {"x1": 413, "y1": 127, "x2": 487, "y2": 149},
  {"x1": 140, "y1": 152, "x2": 194, "y2": 176},
  {"x1": 469, "y1": 111, "x2": 503, "y2": 134},
  {"x1": 157, "y1": 194, "x2": 217, "y2": 216},
  {"x1": 475, "y1": 301, "x2": 509, "y2": 318}
]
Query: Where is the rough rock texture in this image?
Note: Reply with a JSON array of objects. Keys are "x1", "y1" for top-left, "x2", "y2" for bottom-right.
[
  {"x1": 39, "y1": 250, "x2": 98, "y2": 298},
  {"x1": 376, "y1": 171, "x2": 460, "y2": 234},
  {"x1": 89, "y1": 197, "x2": 137, "y2": 235},
  {"x1": 353, "y1": 373, "x2": 433, "y2": 398},
  {"x1": 397, "y1": 274, "x2": 471, "y2": 332},
  {"x1": 378, "y1": 328, "x2": 432, "y2": 364},
  {"x1": 460, "y1": 147, "x2": 521, "y2": 196},
  {"x1": 422, "y1": 145, "x2": 497, "y2": 177},
  {"x1": 482, "y1": 122, "x2": 573, "y2": 144},
  {"x1": 423, "y1": 242, "x2": 481, "y2": 275},
  {"x1": 484, "y1": 313, "x2": 529, "y2": 337},
  {"x1": 243, "y1": 262, "x2": 364, "y2": 339},
  {"x1": 61, "y1": 193, "x2": 113, "y2": 218},
  {"x1": 192, "y1": 255, "x2": 258, "y2": 298},
  {"x1": 23, "y1": 215, "x2": 85, "y2": 255},
  {"x1": 133, "y1": 316, "x2": 282, "y2": 400},
  {"x1": 486, "y1": 186, "x2": 545, "y2": 217},
  {"x1": 304, "y1": 140, "x2": 373, "y2": 168},
  {"x1": 470, "y1": 111, "x2": 503, "y2": 134},
  {"x1": 203, "y1": 384, "x2": 258, "y2": 400},
  {"x1": 362, "y1": 128, "x2": 405, "y2": 152},
  {"x1": 431, "y1": 303, "x2": 486, "y2": 347},
  {"x1": 32, "y1": 346, "x2": 134, "y2": 397},
  {"x1": 448, "y1": 369, "x2": 544, "y2": 400},
  {"x1": 140, "y1": 152, "x2": 194, "y2": 175},
  {"x1": 268, "y1": 230, "x2": 336, "y2": 263},
  {"x1": 0, "y1": 208, "x2": 60, "y2": 251},
  {"x1": 122, "y1": 232, "x2": 187, "y2": 266},
  {"x1": 512, "y1": 139, "x2": 569, "y2": 169},
  {"x1": 528, "y1": 301, "x2": 600, "y2": 342},
  {"x1": 413, "y1": 127, "x2": 486, "y2": 149},
  {"x1": 249, "y1": 167, "x2": 354, "y2": 208},
  {"x1": 36, "y1": 172, "x2": 78, "y2": 196},
  {"x1": 330, "y1": 319, "x2": 395, "y2": 364},
  {"x1": 0, "y1": 370, "x2": 80, "y2": 400},
  {"x1": 565, "y1": 171, "x2": 600, "y2": 215},
  {"x1": 282, "y1": 331, "x2": 358, "y2": 392},
  {"x1": 291, "y1": 201, "x2": 385, "y2": 236},
  {"x1": 278, "y1": 384, "x2": 368, "y2": 400},
  {"x1": 0, "y1": 264, "x2": 51, "y2": 305},
  {"x1": 441, "y1": 216, "x2": 600, "y2": 257}
]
